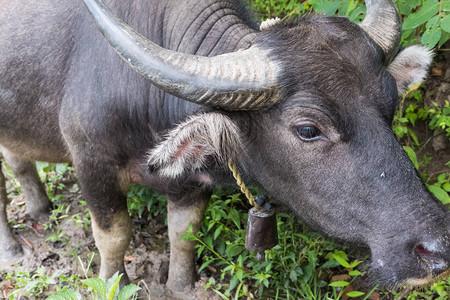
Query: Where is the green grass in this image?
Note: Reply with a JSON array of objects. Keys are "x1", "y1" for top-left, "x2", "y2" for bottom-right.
[{"x1": 182, "y1": 188, "x2": 368, "y2": 299}]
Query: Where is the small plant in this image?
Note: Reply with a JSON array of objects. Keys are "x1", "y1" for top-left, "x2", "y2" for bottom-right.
[
  {"x1": 325, "y1": 250, "x2": 370, "y2": 299},
  {"x1": 45, "y1": 228, "x2": 70, "y2": 245},
  {"x1": 251, "y1": 0, "x2": 366, "y2": 22},
  {"x1": 2, "y1": 252, "x2": 140, "y2": 299},
  {"x1": 400, "y1": 0, "x2": 450, "y2": 48},
  {"x1": 427, "y1": 173, "x2": 450, "y2": 204},
  {"x1": 70, "y1": 200, "x2": 91, "y2": 230},
  {"x1": 44, "y1": 202, "x2": 71, "y2": 231},
  {"x1": 127, "y1": 184, "x2": 167, "y2": 219},
  {"x1": 36, "y1": 162, "x2": 71, "y2": 200},
  {"x1": 5, "y1": 267, "x2": 58, "y2": 299},
  {"x1": 47, "y1": 272, "x2": 141, "y2": 300},
  {"x1": 393, "y1": 86, "x2": 450, "y2": 207},
  {"x1": 1, "y1": 162, "x2": 21, "y2": 195},
  {"x1": 182, "y1": 188, "x2": 364, "y2": 299}
]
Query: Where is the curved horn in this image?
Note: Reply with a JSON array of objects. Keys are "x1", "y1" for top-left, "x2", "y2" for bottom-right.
[
  {"x1": 82, "y1": 0, "x2": 280, "y2": 110},
  {"x1": 359, "y1": 0, "x2": 402, "y2": 63}
]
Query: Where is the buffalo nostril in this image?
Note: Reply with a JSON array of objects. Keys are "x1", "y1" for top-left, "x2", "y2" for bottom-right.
[{"x1": 414, "y1": 244, "x2": 448, "y2": 276}]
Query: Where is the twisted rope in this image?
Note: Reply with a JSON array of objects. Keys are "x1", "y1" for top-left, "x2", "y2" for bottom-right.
[{"x1": 228, "y1": 159, "x2": 261, "y2": 209}]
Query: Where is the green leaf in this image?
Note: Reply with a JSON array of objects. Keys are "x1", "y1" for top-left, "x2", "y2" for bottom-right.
[
  {"x1": 348, "y1": 6, "x2": 365, "y2": 23},
  {"x1": 442, "y1": 13, "x2": 450, "y2": 32},
  {"x1": 334, "y1": 250, "x2": 348, "y2": 261},
  {"x1": 443, "y1": 182, "x2": 450, "y2": 192},
  {"x1": 197, "y1": 245, "x2": 205, "y2": 257},
  {"x1": 421, "y1": 15, "x2": 442, "y2": 48},
  {"x1": 47, "y1": 290, "x2": 82, "y2": 300},
  {"x1": 427, "y1": 185, "x2": 450, "y2": 204},
  {"x1": 82, "y1": 278, "x2": 106, "y2": 297},
  {"x1": 198, "y1": 259, "x2": 213, "y2": 272},
  {"x1": 225, "y1": 244, "x2": 244, "y2": 258},
  {"x1": 229, "y1": 208, "x2": 241, "y2": 229},
  {"x1": 229, "y1": 275, "x2": 240, "y2": 291},
  {"x1": 407, "y1": 128, "x2": 420, "y2": 146},
  {"x1": 394, "y1": 125, "x2": 408, "y2": 138},
  {"x1": 349, "y1": 270, "x2": 362, "y2": 276},
  {"x1": 397, "y1": 0, "x2": 421, "y2": 15},
  {"x1": 403, "y1": 146, "x2": 419, "y2": 170},
  {"x1": 329, "y1": 281, "x2": 350, "y2": 287},
  {"x1": 346, "y1": 291, "x2": 365, "y2": 298},
  {"x1": 321, "y1": 260, "x2": 340, "y2": 268},
  {"x1": 443, "y1": 0, "x2": 450, "y2": 10},
  {"x1": 290, "y1": 269, "x2": 298, "y2": 282},
  {"x1": 310, "y1": 0, "x2": 340, "y2": 16},
  {"x1": 205, "y1": 236, "x2": 213, "y2": 248},
  {"x1": 236, "y1": 268, "x2": 244, "y2": 281},
  {"x1": 213, "y1": 225, "x2": 223, "y2": 240},
  {"x1": 333, "y1": 254, "x2": 350, "y2": 268},
  {"x1": 403, "y1": 0, "x2": 440, "y2": 30},
  {"x1": 440, "y1": 25, "x2": 450, "y2": 47},
  {"x1": 106, "y1": 273, "x2": 122, "y2": 300},
  {"x1": 346, "y1": 0, "x2": 358, "y2": 15},
  {"x1": 349, "y1": 260, "x2": 362, "y2": 268},
  {"x1": 118, "y1": 284, "x2": 141, "y2": 300}
]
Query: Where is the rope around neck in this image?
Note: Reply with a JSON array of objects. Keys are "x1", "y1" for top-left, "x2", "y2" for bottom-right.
[{"x1": 228, "y1": 159, "x2": 261, "y2": 209}]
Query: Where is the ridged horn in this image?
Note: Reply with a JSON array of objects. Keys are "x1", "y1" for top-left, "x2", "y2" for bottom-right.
[
  {"x1": 82, "y1": 0, "x2": 280, "y2": 110},
  {"x1": 359, "y1": 0, "x2": 402, "y2": 63}
]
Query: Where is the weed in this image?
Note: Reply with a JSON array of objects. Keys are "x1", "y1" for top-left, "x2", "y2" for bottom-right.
[
  {"x1": 45, "y1": 228, "x2": 70, "y2": 245},
  {"x1": 5, "y1": 267, "x2": 59, "y2": 299},
  {"x1": 393, "y1": 86, "x2": 450, "y2": 206},
  {"x1": 254, "y1": 0, "x2": 450, "y2": 48},
  {"x1": 47, "y1": 272, "x2": 140, "y2": 300},
  {"x1": 127, "y1": 184, "x2": 167, "y2": 219},
  {"x1": 36, "y1": 162, "x2": 71, "y2": 200},
  {"x1": 69, "y1": 200, "x2": 91, "y2": 230},
  {"x1": 1, "y1": 162, "x2": 21, "y2": 195},
  {"x1": 2, "y1": 252, "x2": 140, "y2": 300},
  {"x1": 44, "y1": 202, "x2": 71, "y2": 231},
  {"x1": 182, "y1": 189, "x2": 368, "y2": 299}
]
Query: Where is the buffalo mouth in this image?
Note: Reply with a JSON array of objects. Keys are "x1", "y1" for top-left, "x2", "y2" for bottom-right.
[
  {"x1": 402, "y1": 244, "x2": 450, "y2": 286},
  {"x1": 370, "y1": 239, "x2": 450, "y2": 287},
  {"x1": 414, "y1": 244, "x2": 448, "y2": 276}
]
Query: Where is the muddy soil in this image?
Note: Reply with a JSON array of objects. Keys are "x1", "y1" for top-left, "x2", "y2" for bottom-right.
[{"x1": 0, "y1": 182, "x2": 219, "y2": 300}]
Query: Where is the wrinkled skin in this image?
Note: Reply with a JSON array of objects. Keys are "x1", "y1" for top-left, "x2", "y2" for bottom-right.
[{"x1": 0, "y1": 0, "x2": 448, "y2": 293}]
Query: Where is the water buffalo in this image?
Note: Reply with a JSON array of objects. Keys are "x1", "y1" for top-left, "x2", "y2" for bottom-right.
[{"x1": 0, "y1": 0, "x2": 448, "y2": 294}]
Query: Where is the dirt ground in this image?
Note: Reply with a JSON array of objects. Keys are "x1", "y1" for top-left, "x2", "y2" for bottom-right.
[{"x1": 0, "y1": 183, "x2": 220, "y2": 300}]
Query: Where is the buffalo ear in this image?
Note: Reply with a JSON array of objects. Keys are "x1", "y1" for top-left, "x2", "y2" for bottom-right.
[
  {"x1": 148, "y1": 113, "x2": 243, "y2": 178},
  {"x1": 387, "y1": 45, "x2": 434, "y2": 95}
]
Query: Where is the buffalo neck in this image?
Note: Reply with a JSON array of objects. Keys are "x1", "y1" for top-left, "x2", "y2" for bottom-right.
[{"x1": 100, "y1": 0, "x2": 260, "y2": 131}]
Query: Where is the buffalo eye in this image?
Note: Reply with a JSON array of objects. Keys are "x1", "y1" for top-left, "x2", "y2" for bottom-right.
[{"x1": 296, "y1": 125, "x2": 322, "y2": 141}]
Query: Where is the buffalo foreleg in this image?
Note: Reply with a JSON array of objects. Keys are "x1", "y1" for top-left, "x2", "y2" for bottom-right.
[
  {"x1": 91, "y1": 209, "x2": 132, "y2": 283},
  {"x1": 0, "y1": 159, "x2": 23, "y2": 262},
  {"x1": 1, "y1": 149, "x2": 50, "y2": 221},
  {"x1": 73, "y1": 157, "x2": 133, "y2": 285},
  {"x1": 166, "y1": 189, "x2": 209, "y2": 293}
]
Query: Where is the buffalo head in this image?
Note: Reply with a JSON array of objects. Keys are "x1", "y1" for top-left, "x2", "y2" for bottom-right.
[{"x1": 84, "y1": 0, "x2": 449, "y2": 286}]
